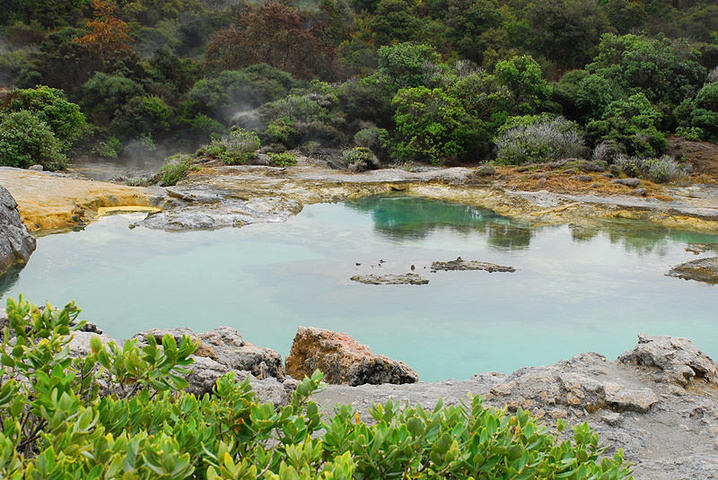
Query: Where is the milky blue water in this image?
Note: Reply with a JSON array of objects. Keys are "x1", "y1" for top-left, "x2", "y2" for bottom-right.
[{"x1": 2, "y1": 196, "x2": 717, "y2": 381}]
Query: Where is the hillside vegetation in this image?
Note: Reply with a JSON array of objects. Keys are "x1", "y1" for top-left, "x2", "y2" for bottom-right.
[{"x1": 0, "y1": 0, "x2": 715, "y2": 171}]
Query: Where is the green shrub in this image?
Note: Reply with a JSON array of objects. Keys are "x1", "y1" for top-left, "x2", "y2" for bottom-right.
[
  {"x1": 690, "y1": 82, "x2": 718, "y2": 141},
  {"x1": 494, "y1": 55, "x2": 553, "y2": 115},
  {"x1": 0, "y1": 296, "x2": 631, "y2": 479},
  {"x1": 675, "y1": 126, "x2": 703, "y2": 141},
  {"x1": 92, "y1": 136, "x2": 121, "y2": 159},
  {"x1": 196, "y1": 129, "x2": 261, "y2": 165},
  {"x1": 0, "y1": 85, "x2": 87, "y2": 149},
  {"x1": 159, "y1": 154, "x2": 195, "y2": 185},
  {"x1": 267, "y1": 152, "x2": 297, "y2": 167},
  {"x1": 265, "y1": 117, "x2": 298, "y2": 147},
  {"x1": 189, "y1": 114, "x2": 229, "y2": 140},
  {"x1": 353, "y1": 125, "x2": 391, "y2": 160},
  {"x1": 0, "y1": 110, "x2": 67, "y2": 170},
  {"x1": 392, "y1": 86, "x2": 489, "y2": 165},
  {"x1": 185, "y1": 66, "x2": 302, "y2": 123},
  {"x1": 495, "y1": 116, "x2": 585, "y2": 165},
  {"x1": 112, "y1": 95, "x2": 173, "y2": 138}
]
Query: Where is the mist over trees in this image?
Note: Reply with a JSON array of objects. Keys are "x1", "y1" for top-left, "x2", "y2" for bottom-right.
[{"x1": 0, "y1": 0, "x2": 716, "y2": 169}]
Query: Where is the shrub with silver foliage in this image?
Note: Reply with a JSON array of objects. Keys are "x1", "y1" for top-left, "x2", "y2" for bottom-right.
[
  {"x1": 196, "y1": 128, "x2": 261, "y2": 165},
  {"x1": 707, "y1": 66, "x2": 718, "y2": 84},
  {"x1": 342, "y1": 146, "x2": 379, "y2": 172},
  {"x1": 495, "y1": 116, "x2": 586, "y2": 165},
  {"x1": 592, "y1": 140, "x2": 623, "y2": 163},
  {"x1": 615, "y1": 155, "x2": 685, "y2": 183}
]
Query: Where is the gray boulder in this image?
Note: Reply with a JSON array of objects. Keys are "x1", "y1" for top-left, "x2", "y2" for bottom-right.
[
  {"x1": 618, "y1": 333, "x2": 718, "y2": 387},
  {"x1": 489, "y1": 352, "x2": 659, "y2": 413},
  {"x1": 134, "y1": 326, "x2": 284, "y2": 380},
  {"x1": 0, "y1": 185, "x2": 36, "y2": 275},
  {"x1": 197, "y1": 326, "x2": 284, "y2": 380},
  {"x1": 185, "y1": 356, "x2": 297, "y2": 405},
  {"x1": 185, "y1": 356, "x2": 244, "y2": 397}
]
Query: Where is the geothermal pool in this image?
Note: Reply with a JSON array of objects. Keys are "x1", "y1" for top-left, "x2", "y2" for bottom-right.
[{"x1": 2, "y1": 196, "x2": 717, "y2": 381}]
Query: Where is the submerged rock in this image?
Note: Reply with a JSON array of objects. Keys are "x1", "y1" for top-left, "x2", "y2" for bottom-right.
[
  {"x1": 0, "y1": 185, "x2": 36, "y2": 275},
  {"x1": 350, "y1": 273, "x2": 429, "y2": 285},
  {"x1": 431, "y1": 257, "x2": 516, "y2": 273},
  {"x1": 285, "y1": 326, "x2": 418, "y2": 385},
  {"x1": 667, "y1": 256, "x2": 718, "y2": 284}
]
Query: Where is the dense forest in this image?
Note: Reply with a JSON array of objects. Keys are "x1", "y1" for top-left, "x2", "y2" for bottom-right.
[{"x1": 0, "y1": 0, "x2": 716, "y2": 173}]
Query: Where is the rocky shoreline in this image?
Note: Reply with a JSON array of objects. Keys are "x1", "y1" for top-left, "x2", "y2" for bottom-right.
[
  {"x1": 59, "y1": 321, "x2": 718, "y2": 480},
  {"x1": 2, "y1": 162, "x2": 718, "y2": 235}
]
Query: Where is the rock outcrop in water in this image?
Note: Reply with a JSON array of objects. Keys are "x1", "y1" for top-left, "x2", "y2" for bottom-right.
[
  {"x1": 286, "y1": 326, "x2": 419, "y2": 385},
  {"x1": 0, "y1": 185, "x2": 36, "y2": 275},
  {"x1": 350, "y1": 273, "x2": 429, "y2": 285},
  {"x1": 667, "y1": 255, "x2": 718, "y2": 284},
  {"x1": 431, "y1": 257, "x2": 516, "y2": 273}
]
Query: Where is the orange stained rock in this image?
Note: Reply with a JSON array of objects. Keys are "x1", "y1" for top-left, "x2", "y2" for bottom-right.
[{"x1": 0, "y1": 169, "x2": 163, "y2": 233}]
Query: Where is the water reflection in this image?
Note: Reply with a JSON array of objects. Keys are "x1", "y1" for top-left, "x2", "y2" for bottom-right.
[
  {"x1": 486, "y1": 224, "x2": 533, "y2": 251},
  {"x1": 347, "y1": 195, "x2": 533, "y2": 248},
  {"x1": 349, "y1": 195, "x2": 718, "y2": 255},
  {"x1": 0, "y1": 264, "x2": 23, "y2": 298},
  {"x1": 570, "y1": 221, "x2": 718, "y2": 256}
]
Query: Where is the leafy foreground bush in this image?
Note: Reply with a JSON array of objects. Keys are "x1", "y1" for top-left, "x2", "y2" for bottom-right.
[
  {"x1": 0, "y1": 296, "x2": 631, "y2": 479},
  {"x1": 495, "y1": 116, "x2": 585, "y2": 165}
]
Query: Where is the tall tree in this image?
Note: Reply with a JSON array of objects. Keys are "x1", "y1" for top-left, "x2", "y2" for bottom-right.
[
  {"x1": 74, "y1": 0, "x2": 132, "y2": 65},
  {"x1": 205, "y1": 2, "x2": 337, "y2": 80}
]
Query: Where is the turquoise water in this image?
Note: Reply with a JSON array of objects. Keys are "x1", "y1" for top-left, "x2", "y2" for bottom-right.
[{"x1": 2, "y1": 196, "x2": 717, "y2": 382}]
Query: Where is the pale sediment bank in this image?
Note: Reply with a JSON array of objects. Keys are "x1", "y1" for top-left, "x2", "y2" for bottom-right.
[
  {"x1": 2, "y1": 164, "x2": 718, "y2": 234},
  {"x1": 0, "y1": 167, "x2": 163, "y2": 233}
]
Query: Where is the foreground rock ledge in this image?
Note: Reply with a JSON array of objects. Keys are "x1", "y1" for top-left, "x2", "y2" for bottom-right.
[
  {"x1": 50, "y1": 319, "x2": 718, "y2": 479},
  {"x1": 0, "y1": 185, "x2": 36, "y2": 274},
  {"x1": 314, "y1": 334, "x2": 718, "y2": 480},
  {"x1": 286, "y1": 326, "x2": 419, "y2": 386}
]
